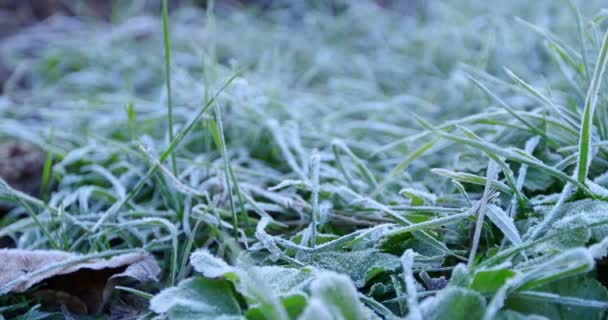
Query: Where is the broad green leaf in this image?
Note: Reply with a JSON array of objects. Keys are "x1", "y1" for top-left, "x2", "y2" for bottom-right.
[
  {"x1": 534, "y1": 199, "x2": 608, "y2": 245},
  {"x1": 150, "y1": 277, "x2": 243, "y2": 320},
  {"x1": 506, "y1": 276, "x2": 608, "y2": 320},
  {"x1": 277, "y1": 294, "x2": 309, "y2": 319},
  {"x1": 190, "y1": 249, "x2": 236, "y2": 278},
  {"x1": 298, "y1": 298, "x2": 334, "y2": 320},
  {"x1": 519, "y1": 248, "x2": 594, "y2": 291},
  {"x1": 308, "y1": 271, "x2": 368, "y2": 320},
  {"x1": 484, "y1": 248, "x2": 595, "y2": 319},
  {"x1": 190, "y1": 249, "x2": 314, "y2": 297},
  {"x1": 471, "y1": 267, "x2": 517, "y2": 295},
  {"x1": 312, "y1": 249, "x2": 400, "y2": 287},
  {"x1": 414, "y1": 287, "x2": 486, "y2": 320},
  {"x1": 251, "y1": 266, "x2": 315, "y2": 296},
  {"x1": 495, "y1": 310, "x2": 549, "y2": 320}
]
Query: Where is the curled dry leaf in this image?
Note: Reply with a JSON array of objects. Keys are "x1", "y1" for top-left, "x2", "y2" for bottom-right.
[{"x1": 0, "y1": 249, "x2": 160, "y2": 314}]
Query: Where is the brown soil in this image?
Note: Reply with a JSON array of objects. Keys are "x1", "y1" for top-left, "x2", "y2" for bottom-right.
[{"x1": 0, "y1": 141, "x2": 45, "y2": 198}]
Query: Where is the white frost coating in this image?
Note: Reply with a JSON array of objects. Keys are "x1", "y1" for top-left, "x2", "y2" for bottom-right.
[
  {"x1": 150, "y1": 277, "x2": 242, "y2": 319},
  {"x1": 298, "y1": 298, "x2": 334, "y2": 320},
  {"x1": 486, "y1": 204, "x2": 522, "y2": 245},
  {"x1": 590, "y1": 237, "x2": 608, "y2": 259},
  {"x1": 309, "y1": 271, "x2": 367, "y2": 320},
  {"x1": 402, "y1": 249, "x2": 422, "y2": 320},
  {"x1": 190, "y1": 248, "x2": 235, "y2": 278},
  {"x1": 252, "y1": 265, "x2": 315, "y2": 296}
]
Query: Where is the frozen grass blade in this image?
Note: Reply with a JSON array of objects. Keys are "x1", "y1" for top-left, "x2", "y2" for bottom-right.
[
  {"x1": 567, "y1": 0, "x2": 591, "y2": 80},
  {"x1": 372, "y1": 137, "x2": 439, "y2": 197},
  {"x1": 402, "y1": 250, "x2": 422, "y2": 320},
  {"x1": 92, "y1": 71, "x2": 241, "y2": 231},
  {"x1": 466, "y1": 74, "x2": 559, "y2": 148},
  {"x1": 211, "y1": 103, "x2": 240, "y2": 242},
  {"x1": 332, "y1": 140, "x2": 378, "y2": 191},
  {"x1": 576, "y1": 29, "x2": 608, "y2": 185},
  {"x1": 437, "y1": 130, "x2": 591, "y2": 195},
  {"x1": 309, "y1": 153, "x2": 320, "y2": 248},
  {"x1": 468, "y1": 160, "x2": 499, "y2": 268},
  {"x1": 161, "y1": 0, "x2": 177, "y2": 176}
]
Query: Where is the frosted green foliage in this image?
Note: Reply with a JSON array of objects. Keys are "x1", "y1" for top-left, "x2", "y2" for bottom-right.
[
  {"x1": 190, "y1": 249, "x2": 236, "y2": 278},
  {"x1": 306, "y1": 271, "x2": 368, "y2": 320},
  {"x1": 470, "y1": 267, "x2": 518, "y2": 295},
  {"x1": 3, "y1": 0, "x2": 608, "y2": 318},
  {"x1": 495, "y1": 310, "x2": 549, "y2": 320},
  {"x1": 252, "y1": 266, "x2": 315, "y2": 296},
  {"x1": 189, "y1": 249, "x2": 315, "y2": 319},
  {"x1": 506, "y1": 276, "x2": 608, "y2": 320},
  {"x1": 538, "y1": 214, "x2": 592, "y2": 251},
  {"x1": 589, "y1": 236, "x2": 608, "y2": 259},
  {"x1": 536, "y1": 199, "x2": 608, "y2": 243},
  {"x1": 519, "y1": 248, "x2": 594, "y2": 291},
  {"x1": 248, "y1": 294, "x2": 308, "y2": 320},
  {"x1": 312, "y1": 249, "x2": 400, "y2": 287},
  {"x1": 150, "y1": 277, "x2": 243, "y2": 320},
  {"x1": 399, "y1": 188, "x2": 437, "y2": 206},
  {"x1": 237, "y1": 268, "x2": 291, "y2": 320},
  {"x1": 297, "y1": 298, "x2": 334, "y2": 320},
  {"x1": 414, "y1": 287, "x2": 486, "y2": 320},
  {"x1": 484, "y1": 249, "x2": 596, "y2": 319},
  {"x1": 486, "y1": 205, "x2": 522, "y2": 245}
]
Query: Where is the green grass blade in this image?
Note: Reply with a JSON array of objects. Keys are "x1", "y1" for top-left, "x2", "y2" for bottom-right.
[
  {"x1": 161, "y1": 0, "x2": 177, "y2": 176},
  {"x1": 576, "y1": 29, "x2": 608, "y2": 184}
]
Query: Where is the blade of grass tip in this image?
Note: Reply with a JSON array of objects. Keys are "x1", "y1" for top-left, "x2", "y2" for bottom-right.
[
  {"x1": 468, "y1": 160, "x2": 499, "y2": 268},
  {"x1": 566, "y1": 0, "x2": 591, "y2": 80},
  {"x1": 508, "y1": 136, "x2": 540, "y2": 218},
  {"x1": 452, "y1": 179, "x2": 472, "y2": 206},
  {"x1": 91, "y1": 70, "x2": 242, "y2": 231},
  {"x1": 436, "y1": 130, "x2": 592, "y2": 195},
  {"x1": 211, "y1": 103, "x2": 240, "y2": 242},
  {"x1": 309, "y1": 153, "x2": 320, "y2": 249},
  {"x1": 17, "y1": 195, "x2": 60, "y2": 250},
  {"x1": 502, "y1": 67, "x2": 580, "y2": 132},
  {"x1": 40, "y1": 146, "x2": 55, "y2": 202},
  {"x1": 458, "y1": 126, "x2": 527, "y2": 205},
  {"x1": 431, "y1": 168, "x2": 513, "y2": 195},
  {"x1": 227, "y1": 162, "x2": 251, "y2": 237},
  {"x1": 515, "y1": 17, "x2": 582, "y2": 62},
  {"x1": 547, "y1": 43, "x2": 586, "y2": 98},
  {"x1": 268, "y1": 120, "x2": 306, "y2": 180},
  {"x1": 178, "y1": 219, "x2": 202, "y2": 281},
  {"x1": 115, "y1": 286, "x2": 154, "y2": 300},
  {"x1": 372, "y1": 136, "x2": 439, "y2": 198},
  {"x1": 332, "y1": 141, "x2": 357, "y2": 192},
  {"x1": 576, "y1": 29, "x2": 608, "y2": 185},
  {"x1": 162, "y1": 0, "x2": 177, "y2": 176},
  {"x1": 402, "y1": 250, "x2": 422, "y2": 320},
  {"x1": 332, "y1": 140, "x2": 378, "y2": 190},
  {"x1": 0, "y1": 178, "x2": 60, "y2": 249},
  {"x1": 514, "y1": 291, "x2": 608, "y2": 309},
  {"x1": 372, "y1": 110, "x2": 507, "y2": 155},
  {"x1": 466, "y1": 74, "x2": 559, "y2": 148}
]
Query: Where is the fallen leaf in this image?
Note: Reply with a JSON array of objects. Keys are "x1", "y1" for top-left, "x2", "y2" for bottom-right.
[{"x1": 0, "y1": 249, "x2": 159, "y2": 314}]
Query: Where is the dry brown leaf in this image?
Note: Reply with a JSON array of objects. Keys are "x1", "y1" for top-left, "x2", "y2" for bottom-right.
[{"x1": 0, "y1": 249, "x2": 160, "y2": 314}]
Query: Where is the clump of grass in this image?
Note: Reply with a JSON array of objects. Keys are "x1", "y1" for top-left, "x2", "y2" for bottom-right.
[{"x1": 1, "y1": 0, "x2": 608, "y2": 318}]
